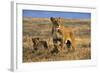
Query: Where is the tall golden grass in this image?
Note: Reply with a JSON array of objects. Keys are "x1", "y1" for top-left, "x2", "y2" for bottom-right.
[{"x1": 23, "y1": 17, "x2": 91, "y2": 62}]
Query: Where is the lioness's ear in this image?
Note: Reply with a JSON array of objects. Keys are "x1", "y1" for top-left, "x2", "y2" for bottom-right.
[
  {"x1": 58, "y1": 17, "x2": 61, "y2": 21},
  {"x1": 58, "y1": 17, "x2": 61, "y2": 19},
  {"x1": 58, "y1": 17, "x2": 63, "y2": 25},
  {"x1": 50, "y1": 17, "x2": 54, "y2": 21}
]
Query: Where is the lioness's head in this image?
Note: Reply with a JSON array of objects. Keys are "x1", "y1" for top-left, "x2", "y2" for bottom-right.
[{"x1": 50, "y1": 17, "x2": 62, "y2": 29}]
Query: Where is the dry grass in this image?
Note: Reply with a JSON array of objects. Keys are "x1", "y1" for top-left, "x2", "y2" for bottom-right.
[
  {"x1": 23, "y1": 17, "x2": 91, "y2": 62},
  {"x1": 23, "y1": 47, "x2": 91, "y2": 62}
]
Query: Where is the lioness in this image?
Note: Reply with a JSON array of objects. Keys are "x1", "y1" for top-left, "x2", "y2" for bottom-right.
[{"x1": 50, "y1": 17, "x2": 76, "y2": 52}]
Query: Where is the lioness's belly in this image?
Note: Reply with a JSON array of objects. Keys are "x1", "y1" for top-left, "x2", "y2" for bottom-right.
[{"x1": 61, "y1": 30, "x2": 72, "y2": 43}]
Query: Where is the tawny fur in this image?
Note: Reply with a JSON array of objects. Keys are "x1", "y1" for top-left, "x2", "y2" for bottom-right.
[{"x1": 50, "y1": 17, "x2": 76, "y2": 51}]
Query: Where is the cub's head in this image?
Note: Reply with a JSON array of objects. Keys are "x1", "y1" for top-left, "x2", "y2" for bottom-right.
[{"x1": 32, "y1": 37, "x2": 40, "y2": 45}]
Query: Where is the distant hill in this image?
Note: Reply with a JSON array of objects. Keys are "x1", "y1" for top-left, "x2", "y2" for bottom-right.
[{"x1": 23, "y1": 17, "x2": 90, "y2": 25}]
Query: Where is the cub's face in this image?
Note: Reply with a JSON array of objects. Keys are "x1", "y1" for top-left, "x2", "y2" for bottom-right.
[{"x1": 32, "y1": 38, "x2": 40, "y2": 45}]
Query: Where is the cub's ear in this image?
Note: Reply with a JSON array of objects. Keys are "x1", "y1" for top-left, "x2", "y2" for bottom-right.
[{"x1": 32, "y1": 38, "x2": 35, "y2": 43}]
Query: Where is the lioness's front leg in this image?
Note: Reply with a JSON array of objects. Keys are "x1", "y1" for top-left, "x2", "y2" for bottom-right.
[{"x1": 60, "y1": 38, "x2": 65, "y2": 51}]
